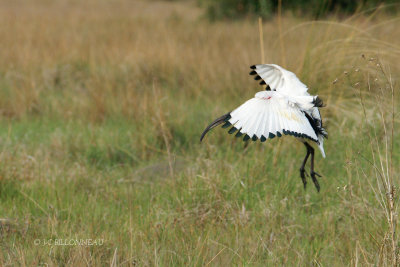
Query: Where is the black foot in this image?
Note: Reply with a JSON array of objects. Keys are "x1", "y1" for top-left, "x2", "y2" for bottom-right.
[
  {"x1": 299, "y1": 168, "x2": 308, "y2": 190},
  {"x1": 310, "y1": 171, "x2": 321, "y2": 192}
]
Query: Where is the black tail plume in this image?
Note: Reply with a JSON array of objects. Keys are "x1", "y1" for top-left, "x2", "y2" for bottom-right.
[
  {"x1": 200, "y1": 112, "x2": 231, "y2": 142},
  {"x1": 313, "y1": 96, "x2": 325, "y2": 107}
]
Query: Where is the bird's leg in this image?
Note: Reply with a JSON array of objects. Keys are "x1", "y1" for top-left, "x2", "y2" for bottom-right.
[
  {"x1": 299, "y1": 142, "x2": 311, "y2": 190},
  {"x1": 310, "y1": 146, "x2": 321, "y2": 192}
]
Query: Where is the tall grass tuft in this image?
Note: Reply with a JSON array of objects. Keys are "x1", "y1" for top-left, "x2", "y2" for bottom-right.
[{"x1": 354, "y1": 59, "x2": 398, "y2": 265}]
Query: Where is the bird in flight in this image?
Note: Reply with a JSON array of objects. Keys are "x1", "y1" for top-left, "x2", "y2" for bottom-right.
[{"x1": 200, "y1": 64, "x2": 327, "y2": 192}]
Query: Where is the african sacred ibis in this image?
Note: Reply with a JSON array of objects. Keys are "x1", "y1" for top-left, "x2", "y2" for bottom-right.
[{"x1": 200, "y1": 64, "x2": 327, "y2": 192}]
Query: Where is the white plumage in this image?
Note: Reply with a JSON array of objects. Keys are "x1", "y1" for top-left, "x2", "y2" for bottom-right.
[
  {"x1": 250, "y1": 64, "x2": 326, "y2": 158},
  {"x1": 201, "y1": 64, "x2": 327, "y2": 192},
  {"x1": 252, "y1": 64, "x2": 309, "y2": 96},
  {"x1": 229, "y1": 91, "x2": 318, "y2": 141}
]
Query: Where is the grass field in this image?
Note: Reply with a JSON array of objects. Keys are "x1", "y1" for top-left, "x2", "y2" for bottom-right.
[{"x1": 0, "y1": 0, "x2": 399, "y2": 265}]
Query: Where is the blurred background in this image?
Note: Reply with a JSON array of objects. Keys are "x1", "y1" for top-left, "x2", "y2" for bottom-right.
[
  {"x1": 201, "y1": 0, "x2": 399, "y2": 20},
  {"x1": 0, "y1": 0, "x2": 399, "y2": 265}
]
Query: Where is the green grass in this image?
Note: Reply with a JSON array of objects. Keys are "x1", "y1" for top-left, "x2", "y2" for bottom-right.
[{"x1": 0, "y1": 112, "x2": 397, "y2": 265}]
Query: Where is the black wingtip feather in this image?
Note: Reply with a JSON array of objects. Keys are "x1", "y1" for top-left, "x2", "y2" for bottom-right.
[
  {"x1": 254, "y1": 75, "x2": 262, "y2": 80},
  {"x1": 228, "y1": 127, "x2": 237, "y2": 134},
  {"x1": 235, "y1": 130, "x2": 243, "y2": 138},
  {"x1": 249, "y1": 70, "x2": 257, "y2": 75},
  {"x1": 260, "y1": 80, "x2": 266, "y2": 85},
  {"x1": 222, "y1": 121, "x2": 231, "y2": 128},
  {"x1": 250, "y1": 65, "x2": 256, "y2": 69}
]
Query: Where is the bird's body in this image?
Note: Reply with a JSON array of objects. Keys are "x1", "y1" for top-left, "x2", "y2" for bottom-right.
[{"x1": 200, "y1": 64, "x2": 327, "y2": 191}]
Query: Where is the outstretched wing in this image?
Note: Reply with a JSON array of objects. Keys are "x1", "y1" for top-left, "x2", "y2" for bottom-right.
[
  {"x1": 225, "y1": 91, "x2": 318, "y2": 142},
  {"x1": 249, "y1": 64, "x2": 309, "y2": 96}
]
